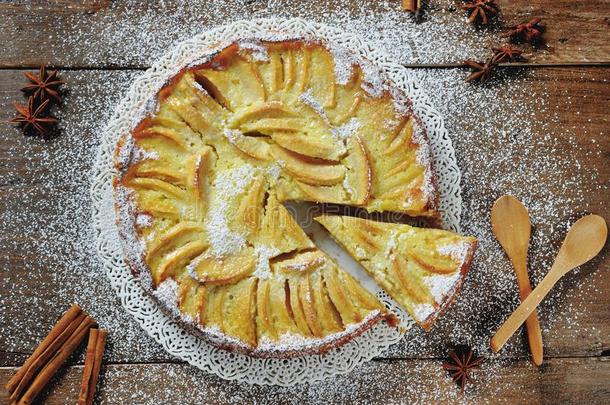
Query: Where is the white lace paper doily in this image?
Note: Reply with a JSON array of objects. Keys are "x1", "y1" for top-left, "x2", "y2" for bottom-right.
[{"x1": 90, "y1": 18, "x2": 462, "y2": 386}]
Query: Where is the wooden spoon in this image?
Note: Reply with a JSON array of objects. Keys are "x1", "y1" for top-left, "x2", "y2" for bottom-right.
[
  {"x1": 491, "y1": 214, "x2": 607, "y2": 352},
  {"x1": 491, "y1": 195, "x2": 544, "y2": 365}
]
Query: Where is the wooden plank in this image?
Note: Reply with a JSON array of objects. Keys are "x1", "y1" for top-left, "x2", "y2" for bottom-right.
[
  {"x1": 0, "y1": 66, "x2": 608, "y2": 366},
  {"x1": 1, "y1": 357, "x2": 609, "y2": 404},
  {"x1": 0, "y1": 0, "x2": 608, "y2": 68}
]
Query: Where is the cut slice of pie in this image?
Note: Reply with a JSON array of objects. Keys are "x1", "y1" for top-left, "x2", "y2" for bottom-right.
[{"x1": 315, "y1": 215, "x2": 477, "y2": 330}]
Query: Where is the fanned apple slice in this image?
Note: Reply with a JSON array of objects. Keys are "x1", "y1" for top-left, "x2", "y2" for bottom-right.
[
  {"x1": 181, "y1": 72, "x2": 227, "y2": 121},
  {"x1": 294, "y1": 46, "x2": 311, "y2": 92},
  {"x1": 384, "y1": 117, "x2": 414, "y2": 156},
  {"x1": 294, "y1": 181, "x2": 347, "y2": 203},
  {"x1": 259, "y1": 193, "x2": 314, "y2": 253},
  {"x1": 268, "y1": 278, "x2": 299, "y2": 336},
  {"x1": 233, "y1": 176, "x2": 266, "y2": 237},
  {"x1": 240, "y1": 118, "x2": 303, "y2": 133},
  {"x1": 132, "y1": 161, "x2": 184, "y2": 186},
  {"x1": 132, "y1": 125, "x2": 188, "y2": 151},
  {"x1": 298, "y1": 275, "x2": 323, "y2": 337},
  {"x1": 281, "y1": 49, "x2": 297, "y2": 90},
  {"x1": 391, "y1": 254, "x2": 434, "y2": 305},
  {"x1": 137, "y1": 198, "x2": 181, "y2": 220},
  {"x1": 321, "y1": 266, "x2": 358, "y2": 325},
  {"x1": 222, "y1": 277, "x2": 258, "y2": 347},
  {"x1": 308, "y1": 46, "x2": 336, "y2": 108},
  {"x1": 230, "y1": 102, "x2": 295, "y2": 127},
  {"x1": 255, "y1": 49, "x2": 283, "y2": 96},
  {"x1": 185, "y1": 147, "x2": 215, "y2": 221},
  {"x1": 271, "y1": 250, "x2": 328, "y2": 275},
  {"x1": 256, "y1": 279, "x2": 276, "y2": 341},
  {"x1": 165, "y1": 93, "x2": 222, "y2": 141},
  {"x1": 224, "y1": 129, "x2": 272, "y2": 162},
  {"x1": 311, "y1": 271, "x2": 343, "y2": 333},
  {"x1": 125, "y1": 177, "x2": 187, "y2": 201},
  {"x1": 190, "y1": 248, "x2": 256, "y2": 285},
  {"x1": 287, "y1": 276, "x2": 312, "y2": 336},
  {"x1": 197, "y1": 56, "x2": 266, "y2": 110},
  {"x1": 404, "y1": 231, "x2": 467, "y2": 274},
  {"x1": 154, "y1": 240, "x2": 209, "y2": 284},
  {"x1": 204, "y1": 285, "x2": 225, "y2": 328},
  {"x1": 272, "y1": 146, "x2": 345, "y2": 186},
  {"x1": 178, "y1": 275, "x2": 208, "y2": 325},
  {"x1": 336, "y1": 269, "x2": 383, "y2": 312},
  {"x1": 343, "y1": 135, "x2": 372, "y2": 205},
  {"x1": 145, "y1": 222, "x2": 204, "y2": 267},
  {"x1": 271, "y1": 131, "x2": 344, "y2": 161}
]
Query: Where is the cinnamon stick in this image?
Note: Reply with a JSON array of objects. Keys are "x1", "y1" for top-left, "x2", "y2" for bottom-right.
[
  {"x1": 78, "y1": 329, "x2": 107, "y2": 405},
  {"x1": 77, "y1": 329, "x2": 98, "y2": 405},
  {"x1": 5, "y1": 304, "x2": 82, "y2": 394},
  {"x1": 17, "y1": 315, "x2": 95, "y2": 405},
  {"x1": 402, "y1": 0, "x2": 417, "y2": 12},
  {"x1": 10, "y1": 311, "x2": 88, "y2": 401}
]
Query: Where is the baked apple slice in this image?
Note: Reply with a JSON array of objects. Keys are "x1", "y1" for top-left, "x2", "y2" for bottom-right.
[
  {"x1": 298, "y1": 275, "x2": 323, "y2": 337},
  {"x1": 343, "y1": 135, "x2": 372, "y2": 205},
  {"x1": 197, "y1": 56, "x2": 266, "y2": 110},
  {"x1": 271, "y1": 131, "x2": 345, "y2": 161},
  {"x1": 224, "y1": 129, "x2": 272, "y2": 162},
  {"x1": 272, "y1": 146, "x2": 345, "y2": 186},
  {"x1": 222, "y1": 277, "x2": 258, "y2": 347},
  {"x1": 271, "y1": 250, "x2": 328, "y2": 275},
  {"x1": 287, "y1": 276, "x2": 312, "y2": 337},
  {"x1": 311, "y1": 271, "x2": 343, "y2": 334},
  {"x1": 185, "y1": 147, "x2": 215, "y2": 221},
  {"x1": 178, "y1": 275, "x2": 208, "y2": 325},
  {"x1": 190, "y1": 248, "x2": 256, "y2": 285}
]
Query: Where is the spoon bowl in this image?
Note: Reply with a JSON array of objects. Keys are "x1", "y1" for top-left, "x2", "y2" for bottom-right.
[
  {"x1": 490, "y1": 195, "x2": 543, "y2": 365},
  {"x1": 491, "y1": 214, "x2": 608, "y2": 353}
]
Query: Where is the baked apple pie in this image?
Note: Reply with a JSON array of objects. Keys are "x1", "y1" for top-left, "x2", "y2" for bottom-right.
[{"x1": 114, "y1": 38, "x2": 475, "y2": 357}]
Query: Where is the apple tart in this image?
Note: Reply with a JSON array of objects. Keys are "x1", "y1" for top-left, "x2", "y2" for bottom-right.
[
  {"x1": 114, "y1": 38, "x2": 466, "y2": 357},
  {"x1": 316, "y1": 216, "x2": 477, "y2": 330}
]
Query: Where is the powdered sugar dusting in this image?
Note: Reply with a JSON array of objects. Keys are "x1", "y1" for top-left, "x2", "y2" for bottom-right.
[
  {"x1": 253, "y1": 245, "x2": 281, "y2": 279},
  {"x1": 153, "y1": 278, "x2": 180, "y2": 316},
  {"x1": 238, "y1": 39, "x2": 269, "y2": 61},
  {"x1": 423, "y1": 271, "x2": 462, "y2": 304},
  {"x1": 1, "y1": 1, "x2": 607, "y2": 400},
  {"x1": 333, "y1": 117, "x2": 360, "y2": 141},
  {"x1": 205, "y1": 164, "x2": 256, "y2": 257}
]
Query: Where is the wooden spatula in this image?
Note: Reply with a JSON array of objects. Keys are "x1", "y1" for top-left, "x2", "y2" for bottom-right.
[
  {"x1": 491, "y1": 195, "x2": 543, "y2": 365},
  {"x1": 491, "y1": 214, "x2": 607, "y2": 352}
]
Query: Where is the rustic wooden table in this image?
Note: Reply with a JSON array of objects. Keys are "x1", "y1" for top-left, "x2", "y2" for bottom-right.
[{"x1": 1, "y1": 1, "x2": 608, "y2": 404}]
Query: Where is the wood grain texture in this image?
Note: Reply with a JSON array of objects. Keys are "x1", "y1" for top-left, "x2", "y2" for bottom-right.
[
  {"x1": 0, "y1": 67, "x2": 607, "y2": 367},
  {"x1": 1, "y1": 358, "x2": 609, "y2": 404},
  {"x1": 0, "y1": 1, "x2": 609, "y2": 402},
  {"x1": 0, "y1": 0, "x2": 608, "y2": 68}
]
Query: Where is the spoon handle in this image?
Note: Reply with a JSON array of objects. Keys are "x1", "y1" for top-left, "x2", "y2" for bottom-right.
[
  {"x1": 491, "y1": 266, "x2": 563, "y2": 352},
  {"x1": 512, "y1": 257, "x2": 544, "y2": 365}
]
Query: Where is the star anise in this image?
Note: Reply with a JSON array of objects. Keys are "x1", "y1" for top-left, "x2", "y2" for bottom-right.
[
  {"x1": 443, "y1": 346, "x2": 485, "y2": 392},
  {"x1": 491, "y1": 46, "x2": 526, "y2": 64},
  {"x1": 10, "y1": 97, "x2": 58, "y2": 136},
  {"x1": 22, "y1": 65, "x2": 65, "y2": 103},
  {"x1": 464, "y1": 58, "x2": 496, "y2": 83},
  {"x1": 462, "y1": 0, "x2": 499, "y2": 25},
  {"x1": 504, "y1": 17, "x2": 545, "y2": 44}
]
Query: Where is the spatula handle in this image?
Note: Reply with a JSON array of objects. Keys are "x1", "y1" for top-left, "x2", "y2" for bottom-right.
[{"x1": 491, "y1": 267, "x2": 562, "y2": 352}]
